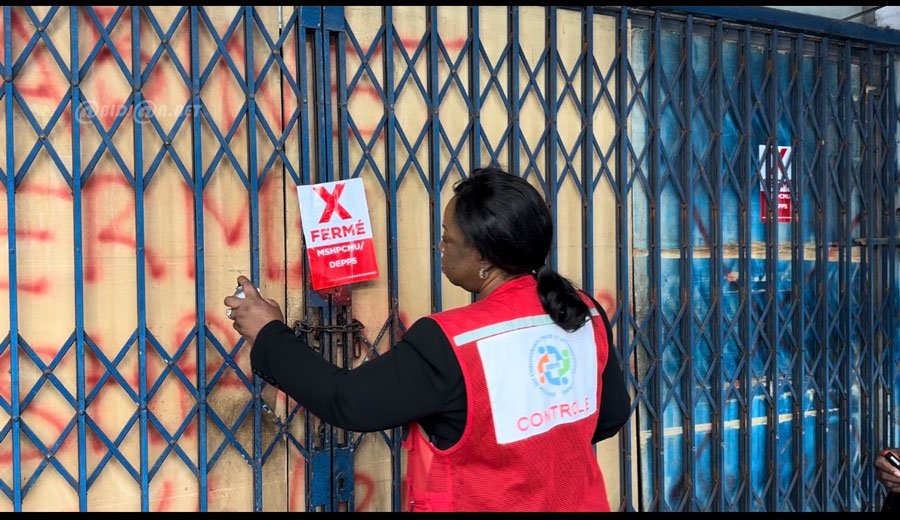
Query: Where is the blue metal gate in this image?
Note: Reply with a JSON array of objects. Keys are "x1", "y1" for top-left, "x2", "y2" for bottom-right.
[{"x1": 0, "y1": 5, "x2": 897, "y2": 512}]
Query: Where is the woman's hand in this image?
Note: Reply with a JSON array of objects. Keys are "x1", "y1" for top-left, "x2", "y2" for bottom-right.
[
  {"x1": 875, "y1": 448, "x2": 900, "y2": 493},
  {"x1": 224, "y1": 275, "x2": 284, "y2": 344}
]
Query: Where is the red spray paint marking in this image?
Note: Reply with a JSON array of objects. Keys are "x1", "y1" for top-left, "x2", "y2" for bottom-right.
[
  {"x1": 203, "y1": 194, "x2": 249, "y2": 248},
  {"x1": 140, "y1": 25, "x2": 192, "y2": 106},
  {"x1": 213, "y1": 26, "x2": 281, "y2": 136},
  {"x1": 0, "y1": 277, "x2": 50, "y2": 294},
  {"x1": 260, "y1": 178, "x2": 283, "y2": 283},
  {"x1": 83, "y1": 172, "x2": 167, "y2": 282},
  {"x1": 18, "y1": 184, "x2": 73, "y2": 201},
  {"x1": 0, "y1": 227, "x2": 55, "y2": 241},
  {"x1": 0, "y1": 344, "x2": 73, "y2": 413},
  {"x1": 8, "y1": 10, "x2": 69, "y2": 114},
  {"x1": 0, "y1": 403, "x2": 71, "y2": 465},
  {"x1": 0, "y1": 400, "x2": 71, "y2": 465},
  {"x1": 170, "y1": 311, "x2": 244, "y2": 389},
  {"x1": 285, "y1": 217, "x2": 304, "y2": 288},
  {"x1": 353, "y1": 471, "x2": 375, "y2": 511},
  {"x1": 155, "y1": 478, "x2": 175, "y2": 512},
  {"x1": 0, "y1": 185, "x2": 68, "y2": 295},
  {"x1": 594, "y1": 290, "x2": 617, "y2": 318},
  {"x1": 180, "y1": 186, "x2": 252, "y2": 280},
  {"x1": 289, "y1": 451, "x2": 306, "y2": 511}
]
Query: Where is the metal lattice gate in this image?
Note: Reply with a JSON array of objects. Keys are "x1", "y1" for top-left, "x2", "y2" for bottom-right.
[{"x1": 0, "y1": 5, "x2": 897, "y2": 512}]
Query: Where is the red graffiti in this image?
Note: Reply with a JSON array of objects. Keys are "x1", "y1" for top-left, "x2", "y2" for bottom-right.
[
  {"x1": 353, "y1": 471, "x2": 375, "y2": 511},
  {"x1": 0, "y1": 277, "x2": 51, "y2": 294},
  {"x1": 0, "y1": 341, "x2": 72, "y2": 466},
  {"x1": 594, "y1": 290, "x2": 617, "y2": 318},
  {"x1": 180, "y1": 185, "x2": 251, "y2": 280},
  {"x1": 0, "y1": 227, "x2": 54, "y2": 241},
  {"x1": 260, "y1": 175, "x2": 283, "y2": 283},
  {"x1": 198, "y1": 190, "x2": 249, "y2": 248},
  {"x1": 17, "y1": 184, "x2": 72, "y2": 200},
  {"x1": 7, "y1": 9, "x2": 69, "y2": 114},
  {"x1": 169, "y1": 312, "x2": 243, "y2": 390},
  {"x1": 0, "y1": 402, "x2": 71, "y2": 465},
  {"x1": 83, "y1": 172, "x2": 168, "y2": 282},
  {"x1": 289, "y1": 451, "x2": 305, "y2": 511},
  {"x1": 0, "y1": 184, "x2": 68, "y2": 294},
  {"x1": 155, "y1": 478, "x2": 175, "y2": 512},
  {"x1": 213, "y1": 23, "x2": 281, "y2": 137}
]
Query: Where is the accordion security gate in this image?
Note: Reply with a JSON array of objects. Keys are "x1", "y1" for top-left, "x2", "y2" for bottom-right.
[{"x1": 0, "y1": 5, "x2": 897, "y2": 512}]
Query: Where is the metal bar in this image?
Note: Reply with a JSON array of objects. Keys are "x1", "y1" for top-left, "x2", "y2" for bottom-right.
[
  {"x1": 547, "y1": 6, "x2": 558, "y2": 270},
  {"x1": 609, "y1": 7, "x2": 633, "y2": 511},
  {"x1": 739, "y1": 25, "x2": 753, "y2": 513},
  {"x1": 582, "y1": 6, "x2": 594, "y2": 300},
  {"x1": 336, "y1": 20, "x2": 350, "y2": 188},
  {"x1": 764, "y1": 28, "x2": 780, "y2": 514},
  {"x1": 316, "y1": 8, "x2": 336, "y2": 510},
  {"x1": 650, "y1": 9, "x2": 665, "y2": 512},
  {"x1": 384, "y1": 5, "x2": 402, "y2": 511},
  {"x1": 298, "y1": 9, "x2": 312, "y2": 188},
  {"x1": 470, "y1": 6, "x2": 481, "y2": 168},
  {"x1": 131, "y1": 6, "x2": 150, "y2": 512},
  {"x1": 661, "y1": 7, "x2": 900, "y2": 48},
  {"x1": 328, "y1": 5, "x2": 354, "y2": 511},
  {"x1": 682, "y1": 15, "x2": 696, "y2": 511},
  {"x1": 3, "y1": 4, "x2": 21, "y2": 512},
  {"x1": 712, "y1": 18, "x2": 725, "y2": 513},
  {"x1": 189, "y1": 7, "x2": 209, "y2": 510},
  {"x1": 887, "y1": 49, "x2": 898, "y2": 455},
  {"x1": 428, "y1": 5, "x2": 442, "y2": 313},
  {"x1": 791, "y1": 32, "x2": 805, "y2": 513},
  {"x1": 841, "y1": 41, "x2": 853, "y2": 509},
  {"x1": 295, "y1": 8, "x2": 315, "y2": 512},
  {"x1": 614, "y1": 7, "x2": 635, "y2": 511},
  {"x1": 70, "y1": 6, "x2": 89, "y2": 511},
  {"x1": 313, "y1": 10, "x2": 328, "y2": 186},
  {"x1": 320, "y1": 13, "x2": 334, "y2": 185},
  {"x1": 815, "y1": 36, "x2": 830, "y2": 512},
  {"x1": 243, "y1": 6, "x2": 264, "y2": 512},
  {"x1": 509, "y1": 7, "x2": 520, "y2": 186},
  {"x1": 862, "y1": 43, "x2": 877, "y2": 512}
]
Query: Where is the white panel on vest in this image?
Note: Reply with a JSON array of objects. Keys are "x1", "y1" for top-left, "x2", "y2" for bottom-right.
[{"x1": 476, "y1": 320, "x2": 598, "y2": 445}]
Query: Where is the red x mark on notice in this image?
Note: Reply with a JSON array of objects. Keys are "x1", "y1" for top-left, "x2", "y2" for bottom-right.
[{"x1": 315, "y1": 183, "x2": 352, "y2": 223}]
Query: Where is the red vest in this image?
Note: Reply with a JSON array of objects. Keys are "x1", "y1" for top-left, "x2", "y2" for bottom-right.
[{"x1": 403, "y1": 275, "x2": 611, "y2": 512}]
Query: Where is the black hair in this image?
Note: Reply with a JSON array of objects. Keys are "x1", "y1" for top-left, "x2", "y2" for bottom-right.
[{"x1": 452, "y1": 166, "x2": 590, "y2": 331}]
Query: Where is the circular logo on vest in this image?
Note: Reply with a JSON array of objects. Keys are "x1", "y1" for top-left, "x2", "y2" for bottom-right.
[{"x1": 529, "y1": 333, "x2": 576, "y2": 397}]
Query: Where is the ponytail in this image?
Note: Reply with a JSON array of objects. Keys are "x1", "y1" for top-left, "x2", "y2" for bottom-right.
[{"x1": 535, "y1": 266, "x2": 590, "y2": 332}]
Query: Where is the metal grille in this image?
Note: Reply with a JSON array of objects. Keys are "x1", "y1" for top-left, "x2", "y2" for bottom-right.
[{"x1": 0, "y1": 5, "x2": 897, "y2": 512}]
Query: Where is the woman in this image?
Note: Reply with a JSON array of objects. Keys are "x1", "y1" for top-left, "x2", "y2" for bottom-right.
[{"x1": 225, "y1": 166, "x2": 630, "y2": 512}]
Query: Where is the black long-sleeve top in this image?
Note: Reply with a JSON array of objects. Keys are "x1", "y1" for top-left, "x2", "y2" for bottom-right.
[{"x1": 250, "y1": 307, "x2": 631, "y2": 450}]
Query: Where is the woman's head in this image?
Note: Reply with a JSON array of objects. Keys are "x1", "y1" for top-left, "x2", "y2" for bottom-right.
[
  {"x1": 449, "y1": 166, "x2": 552, "y2": 278},
  {"x1": 440, "y1": 166, "x2": 590, "y2": 331}
]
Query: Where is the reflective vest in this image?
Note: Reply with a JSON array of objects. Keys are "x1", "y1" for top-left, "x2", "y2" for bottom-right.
[{"x1": 403, "y1": 275, "x2": 611, "y2": 512}]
